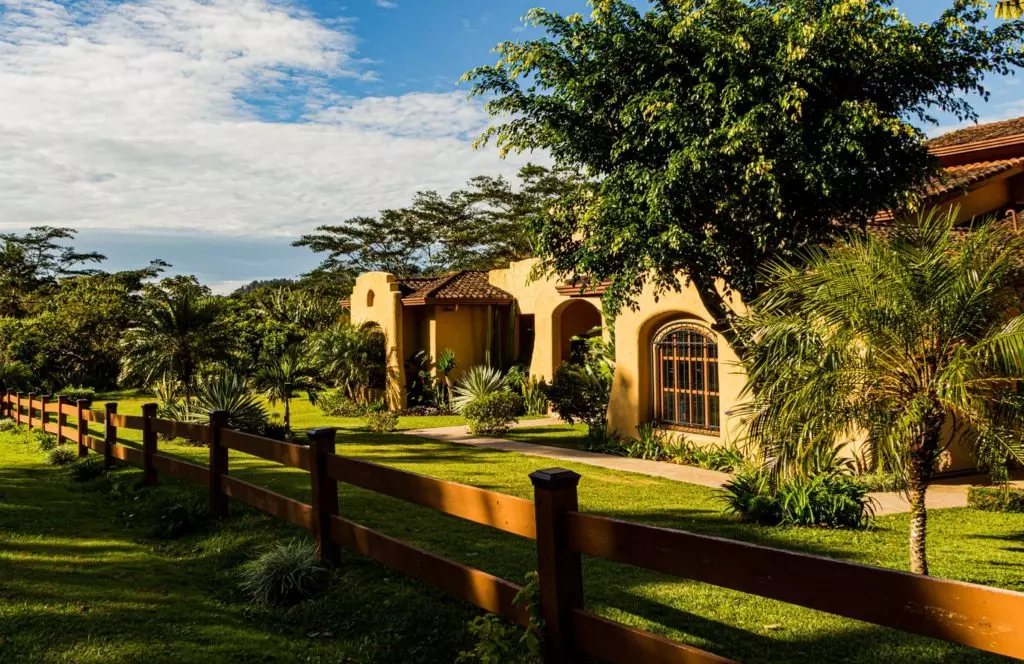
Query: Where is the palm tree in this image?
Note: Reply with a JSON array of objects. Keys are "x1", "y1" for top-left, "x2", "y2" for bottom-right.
[
  {"x1": 739, "y1": 211, "x2": 1024, "y2": 575},
  {"x1": 996, "y1": 1, "x2": 1023, "y2": 19},
  {"x1": 307, "y1": 323, "x2": 386, "y2": 402},
  {"x1": 251, "y1": 344, "x2": 320, "y2": 439},
  {"x1": 120, "y1": 280, "x2": 227, "y2": 399}
]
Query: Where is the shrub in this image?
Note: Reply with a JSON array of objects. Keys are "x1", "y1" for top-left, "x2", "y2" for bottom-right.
[
  {"x1": 0, "y1": 417, "x2": 17, "y2": 432},
  {"x1": 68, "y1": 457, "x2": 106, "y2": 482},
  {"x1": 581, "y1": 422, "x2": 624, "y2": 454},
  {"x1": 57, "y1": 386, "x2": 96, "y2": 403},
  {"x1": 34, "y1": 431, "x2": 58, "y2": 452},
  {"x1": 238, "y1": 539, "x2": 330, "y2": 606},
  {"x1": 721, "y1": 467, "x2": 875, "y2": 529},
  {"x1": 47, "y1": 447, "x2": 77, "y2": 466},
  {"x1": 462, "y1": 391, "x2": 522, "y2": 436},
  {"x1": 453, "y1": 366, "x2": 507, "y2": 413},
  {"x1": 457, "y1": 616, "x2": 539, "y2": 664},
  {"x1": 622, "y1": 423, "x2": 670, "y2": 460},
  {"x1": 366, "y1": 410, "x2": 399, "y2": 433},
  {"x1": 316, "y1": 389, "x2": 366, "y2": 417},
  {"x1": 856, "y1": 471, "x2": 907, "y2": 493},
  {"x1": 145, "y1": 490, "x2": 211, "y2": 538},
  {"x1": 968, "y1": 486, "x2": 1024, "y2": 513},
  {"x1": 669, "y1": 438, "x2": 745, "y2": 472},
  {"x1": 545, "y1": 362, "x2": 610, "y2": 431}
]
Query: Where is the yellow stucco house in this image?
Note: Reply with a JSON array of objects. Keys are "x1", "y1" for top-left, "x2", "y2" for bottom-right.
[{"x1": 348, "y1": 116, "x2": 1024, "y2": 463}]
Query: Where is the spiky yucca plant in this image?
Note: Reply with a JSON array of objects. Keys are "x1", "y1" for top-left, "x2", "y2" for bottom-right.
[
  {"x1": 452, "y1": 365, "x2": 506, "y2": 413},
  {"x1": 738, "y1": 210, "x2": 1024, "y2": 574}
]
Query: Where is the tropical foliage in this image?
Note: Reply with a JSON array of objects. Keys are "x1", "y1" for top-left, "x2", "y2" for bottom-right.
[
  {"x1": 120, "y1": 278, "x2": 230, "y2": 398},
  {"x1": 738, "y1": 211, "x2": 1024, "y2": 574},
  {"x1": 251, "y1": 344, "x2": 321, "y2": 438},
  {"x1": 452, "y1": 365, "x2": 507, "y2": 413},
  {"x1": 465, "y1": 0, "x2": 1024, "y2": 336}
]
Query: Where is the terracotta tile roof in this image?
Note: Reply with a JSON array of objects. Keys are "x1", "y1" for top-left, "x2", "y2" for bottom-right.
[
  {"x1": 925, "y1": 158, "x2": 1024, "y2": 199},
  {"x1": 398, "y1": 271, "x2": 512, "y2": 304},
  {"x1": 928, "y1": 116, "x2": 1024, "y2": 150}
]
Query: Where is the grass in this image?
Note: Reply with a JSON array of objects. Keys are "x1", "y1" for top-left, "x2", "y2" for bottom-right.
[
  {"x1": 4, "y1": 401, "x2": 1024, "y2": 663},
  {"x1": 500, "y1": 422, "x2": 591, "y2": 450}
]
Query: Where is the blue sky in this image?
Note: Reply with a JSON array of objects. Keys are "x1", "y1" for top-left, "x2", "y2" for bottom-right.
[{"x1": 0, "y1": 0, "x2": 1020, "y2": 292}]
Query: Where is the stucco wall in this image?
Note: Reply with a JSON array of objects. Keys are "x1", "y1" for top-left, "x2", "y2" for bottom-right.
[
  {"x1": 489, "y1": 259, "x2": 604, "y2": 381},
  {"x1": 607, "y1": 279, "x2": 748, "y2": 446},
  {"x1": 349, "y1": 272, "x2": 406, "y2": 409}
]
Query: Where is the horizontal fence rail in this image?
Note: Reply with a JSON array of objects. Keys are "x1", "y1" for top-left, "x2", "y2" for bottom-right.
[{"x1": 2, "y1": 389, "x2": 1023, "y2": 663}]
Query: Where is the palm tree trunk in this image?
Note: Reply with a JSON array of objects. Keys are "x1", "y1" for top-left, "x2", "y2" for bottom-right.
[
  {"x1": 907, "y1": 451, "x2": 931, "y2": 575},
  {"x1": 284, "y1": 398, "x2": 291, "y2": 439},
  {"x1": 908, "y1": 416, "x2": 942, "y2": 575}
]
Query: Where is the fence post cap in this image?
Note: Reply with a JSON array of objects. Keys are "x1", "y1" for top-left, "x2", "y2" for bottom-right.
[
  {"x1": 105, "y1": 401, "x2": 118, "y2": 410},
  {"x1": 529, "y1": 468, "x2": 581, "y2": 489},
  {"x1": 208, "y1": 410, "x2": 228, "y2": 424},
  {"x1": 141, "y1": 402, "x2": 158, "y2": 412},
  {"x1": 307, "y1": 427, "x2": 337, "y2": 439},
  {"x1": 75, "y1": 398, "x2": 89, "y2": 406}
]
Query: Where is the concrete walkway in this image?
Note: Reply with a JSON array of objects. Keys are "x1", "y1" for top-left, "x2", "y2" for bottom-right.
[
  {"x1": 402, "y1": 419, "x2": 974, "y2": 516},
  {"x1": 406, "y1": 418, "x2": 738, "y2": 488}
]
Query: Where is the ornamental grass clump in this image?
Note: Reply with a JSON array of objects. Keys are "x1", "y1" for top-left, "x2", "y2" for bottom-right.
[
  {"x1": 238, "y1": 539, "x2": 330, "y2": 607},
  {"x1": 47, "y1": 447, "x2": 77, "y2": 466}
]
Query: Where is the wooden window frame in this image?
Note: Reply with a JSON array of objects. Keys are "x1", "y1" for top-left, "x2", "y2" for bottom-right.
[{"x1": 651, "y1": 323, "x2": 720, "y2": 434}]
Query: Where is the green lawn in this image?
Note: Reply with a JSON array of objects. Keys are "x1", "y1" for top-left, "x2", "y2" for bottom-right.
[
  {"x1": 95, "y1": 392, "x2": 473, "y2": 436},
  {"x1": 500, "y1": 422, "x2": 591, "y2": 450},
  {"x1": 3, "y1": 400, "x2": 1024, "y2": 663}
]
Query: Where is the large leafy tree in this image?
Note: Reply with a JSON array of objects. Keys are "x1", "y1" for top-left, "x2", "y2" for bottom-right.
[
  {"x1": 738, "y1": 212, "x2": 1024, "y2": 575},
  {"x1": 294, "y1": 164, "x2": 581, "y2": 283},
  {"x1": 465, "y1": 0, "x2": 1024, "y2": 334},
  {"x1": 0, "y1": 227, "x2": 106, "y2": 317},
  {"x1": 119, "y1": 277, "x2": 231, "y2": 398}
]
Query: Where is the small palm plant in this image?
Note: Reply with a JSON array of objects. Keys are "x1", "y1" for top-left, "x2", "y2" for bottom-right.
[
  {"x1": 251, "y1": 344, "x2": 320, "y2": 439},
  {"x1": 435, "y1": 348, "x2": 457, "y2": 410},
  {"x1": 452, "y1": 365, "x2": 506, "y2": 413},
  {"x1": 738, "y1": 210, "x2": 1024, "y2": 574}
]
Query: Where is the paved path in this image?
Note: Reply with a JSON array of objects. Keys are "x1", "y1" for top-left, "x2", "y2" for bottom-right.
[
  {"x1": 407, "y1": 418, "x2": 738, "y2": 488},
  {"x1": 402, "y1": 419, "x2": 974, "y2": 516}
]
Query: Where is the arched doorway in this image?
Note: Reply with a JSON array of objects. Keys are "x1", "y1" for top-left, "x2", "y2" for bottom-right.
[{"x1": 554, "y1": 299, "x2": 603, "y2": 366}]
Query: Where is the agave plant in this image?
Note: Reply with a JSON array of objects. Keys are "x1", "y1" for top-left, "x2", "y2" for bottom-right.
[
  {"x1": 452, "y1": 365, "x2": 506, "y2": 413},
  {"x1": 194, "y1": 372, "x2": 269, "y2": 432},
  {"x1": 157, "y1": 372, "x2": 269, "y2": 435}
]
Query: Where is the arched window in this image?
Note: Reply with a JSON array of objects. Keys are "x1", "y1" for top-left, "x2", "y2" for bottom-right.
[{"x1": 652, "y1": 323, "x2": 720, "y2": 433}]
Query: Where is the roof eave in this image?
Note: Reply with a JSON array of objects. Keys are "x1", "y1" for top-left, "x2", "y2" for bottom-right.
[{"x1": 931, "y1": 133, "x2": 1024, "y2": 167}]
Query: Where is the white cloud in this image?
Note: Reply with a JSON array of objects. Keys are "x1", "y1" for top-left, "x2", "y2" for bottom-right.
[
  {"x1": 0, "y1": 0, "x2": 530, "y2": 238},
  {"x1": 374, "y1": 0, "x2": 397, "y2": 8}
]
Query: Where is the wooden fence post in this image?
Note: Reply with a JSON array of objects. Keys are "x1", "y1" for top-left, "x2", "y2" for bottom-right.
[
  {"x1": 27, "y1": 392, "x2": 35, "y2": 430},
  {"x1": 208, "y1": 410, "x2": 229, "y2": 518},
  {"x1": 530, "y1": 468, "x2": 584, "y2": 664},
  {"x1": 142, "y1": 403, "x2": 158, "y2": 486},
  {"x1": 308, "y1": 427, "x2": 340, "y2": 565},
  {"x1": 104, "y1": 402, "x2": 117, "y2": 470},
  {"x1": 39, "y1": 395, "x2": 49, "y2": 434},
  {"x1": 76, "y1": 399, "x2": 89, "y2": 458},
  {"x1": 2, "y1": 388, "x2": 10, "y2": 419},
  {"x1": 15, "y1": 392, "x2": 23, "y2": 425},
  {"x1": 57, "y1": 395, "x2": 68, "y2": 446}
]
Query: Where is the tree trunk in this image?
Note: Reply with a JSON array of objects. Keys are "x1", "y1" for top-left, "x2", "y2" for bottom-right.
[
  {"x1": 907, "y1": 452, "x2": 931, "y2": 575},
  {"x1": 907, "y1": 416, "x2": 942, "y2": 575},
  {"x1": 283, "y1": 398, "x2": 291, "y2": 440},
  {"x1": 691, "y1": 275, "x2": 747, "y2": 360}
]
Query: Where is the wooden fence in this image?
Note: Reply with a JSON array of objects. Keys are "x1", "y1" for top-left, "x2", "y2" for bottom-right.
[{"x1": 3, "y1": 388, "x2": 1024, "y2": 663}]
